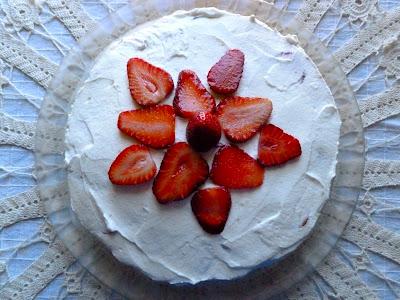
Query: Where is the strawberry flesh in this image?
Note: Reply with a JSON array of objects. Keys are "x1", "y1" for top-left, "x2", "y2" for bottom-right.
[
  {"x1": 258, "y1": 124, "x2": 301, "y2": 167},
  {"x1": 118, "y1": 105, "x2": 175, "y2": 149},
  {"x1": 173, "y1": 70, "x2": 216, "y2": 119},
  {"x1": 217, "y1": 96, "x2": 272, "y2": 143},
  {"x1": 191, "y1": 187, "x2": 231, "y2": 234},
  {"x1": 127, "y1": 58, "x2": 174, "y2": 106},
  {"x1": 207, "y1": 49, "x2": 245, "y2": 94},
  {"x1": 153, "y1": 142, "x2": 209, "y2": 204},
  {"x1": 186, "y1": 111, "x2": 221, "y2": 152},
  {"x1": 108, "y1": 145, "x2": 157, "y2": 185},
  {"x1": 211, "y1": 145, "x2": 264, "y2": 189}
]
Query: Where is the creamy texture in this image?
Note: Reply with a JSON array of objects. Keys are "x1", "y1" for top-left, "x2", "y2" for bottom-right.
[{"x1": 65, "y1": 8, "x2": 341, "y2": 284}]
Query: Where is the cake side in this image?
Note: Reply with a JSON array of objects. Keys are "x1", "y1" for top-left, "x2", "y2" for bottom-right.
[{"x1": 65, "y1": 8, "x2": 341, "y2": 284}]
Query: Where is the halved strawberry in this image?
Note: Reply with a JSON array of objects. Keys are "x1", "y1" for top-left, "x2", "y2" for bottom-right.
[
  {"x1": 173, "y1": 70, "x2": 216, "y2": 119},
  {"x1": 207, "y1": 49, "x2": 245, "y2": 94},
  {"x1": 258, "y1": 124, "x2": 302, "y2": 167},
  {"x1": 127, "y1": 58, "x2": 174, "y2": 106},
  {"x1": 186, "y1": 111, "x2": 221, "y2": 152},
  {"x1": 217, "y1": 96, "x2": 272, "y2": 143},
  {"x1": 108, "y1": 145, "x2": 157, "y2": 185},
  {"x1": 118, "y1": 105, "x2": 175, "y2": 149},
  {"x1": 191, "y1": 187, "x2": 231, "y2": 234},
  {"x1": 210, "y1": 145, "x2": 264, "y2": 189},
  {"x1": 153, "y1": 142, "x2": 209, "y2": 204}
]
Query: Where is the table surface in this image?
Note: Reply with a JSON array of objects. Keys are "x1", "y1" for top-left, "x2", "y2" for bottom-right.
[{"x1": 0, "y1": 0, "x2": 400, "y2": 299}]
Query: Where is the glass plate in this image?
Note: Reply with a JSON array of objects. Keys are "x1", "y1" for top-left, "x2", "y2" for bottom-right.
[{"x1": 35, "y1": 0, "x2": 365, "y2": 298}]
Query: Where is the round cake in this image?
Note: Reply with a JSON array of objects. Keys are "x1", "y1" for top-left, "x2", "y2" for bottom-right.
[{"x1": 65, "y1": 8, "x2": 341, "y2": 284}]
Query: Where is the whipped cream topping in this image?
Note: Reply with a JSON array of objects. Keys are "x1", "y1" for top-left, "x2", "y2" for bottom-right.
[{"x1": 65, "y1": 8, "x2": 341, "y2": 284}]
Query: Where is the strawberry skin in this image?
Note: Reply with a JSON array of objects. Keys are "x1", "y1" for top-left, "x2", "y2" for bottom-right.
[
  {"x1": 217, "y1": 96, "x2": 272, "y2": 143},
  {"x1": 207, "y1": 49, "x2": 245, "y2": 94},
  {"x1": 186, "y1": 112, "x2": 221, "y2": 152},
  {"x1": 258, "y1": 124, "x2": 302, "y2": 167},
  {"x1": 191, "y1": 187, "x2": 231, "y2": 234},
  {"x1": 211, "y1": 145, "x2": 264, "y2": 189},
  {"x1": 153, "y1": 142, "x2": 209, "y2": 204},
  {"x1": 173, "y1": 70, "x2": 216, "y2": 119},
  {"x1": 118, "y1": 105, "x2": 175, "y2": 149},
  {"x1": 108, "y1": 145, "x2": 157, "y2": 185},
  {"x1": 127, "y1": 58, "x2": 174, "y2": 106}
]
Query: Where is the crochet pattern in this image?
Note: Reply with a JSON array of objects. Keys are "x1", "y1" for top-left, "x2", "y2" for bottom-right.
[{"x1": 0, "y1": 0, "x2": 399, "y2": 299}]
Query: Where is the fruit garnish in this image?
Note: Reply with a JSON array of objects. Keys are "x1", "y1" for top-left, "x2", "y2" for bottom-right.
[
  {"x1": 210, "y1": 145, "x2": 264, "y2": 189},
  {"x1": 191, "y1": 187, "x2": 231, "y2": 234},
  {"x1": 173, "y1": 70, "x2": 216, "y2": 118},
  {"x1": 258, "y1": 124, "x2": 302, "y2": 167},
  {"x1": 217, "y1": 96, "x2": 272, "y2": 143},
  {"x1": 118, "y1": 105, "x2": 175, "y2": 149},
  {"x1": 207, "y1": 49, "x2": 245, "y2": 94},
  {"x1": 153, "y1": 142, "x2": 209, "y2": 204},
  {"x1": 108, "y1": 145, "x2": 157, "y2": 185},
  {"x1": 108, "y1": 56, "x2": 304, "y2": 234},
  {"x1": 127, "y1": 58, "x2": 174, "y2": 106},
  {"x1": 186, "y1": 111, "x2": 221, "y2": 152}
]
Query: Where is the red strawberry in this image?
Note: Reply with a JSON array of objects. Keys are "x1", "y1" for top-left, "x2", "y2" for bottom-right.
[
  {"x1": 173, "y1": 70, "x2": 216, "y2": 119},
  {"x1": 153, "y1": 142, "x2": 209, "y2": 204},
  {"x1": 217, "y1": 96, "x2": 272, "y2": 143},
  {"x1": 186, "y1": 112, "x2": 221, "y2": 152},
  {"x1": 127, "y1": 58, "x2": 174, "y2": 106},
  {"x1": 211, "y1": 145, "x2": 264, "y2": 189},
  {"x1": 118, "y1": 105, "x2": 175, "y2": 149},
  {"x1": 191, "y1": 187, "x2": 231, "y2": 234},
  {"x1": 207, "y1": 49, "x2": 245, "y2": 94},
  {"x1": 108, "y1": 145, "x2": 157, "y2": 185},
  {"x1": 258, "y1": 124, "x2": 302, "y2": 167}
]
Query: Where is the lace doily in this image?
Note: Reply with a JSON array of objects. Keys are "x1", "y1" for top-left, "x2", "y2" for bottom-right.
[{"x1": 0, "y1": 0, "x2": 399, "y2": 299}]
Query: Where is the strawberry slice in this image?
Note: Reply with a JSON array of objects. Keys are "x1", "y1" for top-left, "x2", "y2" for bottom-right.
[
  {"x1": 173, "y1": 70, "x2": 216, "y2": 119},
  {"x1": 108, "y1": 145, "x2": 157, "y2": 185},
  {"x1": 186, "y1": 111, "x2": 221, "y2": 152},
  {"x1": 191, "y1": 187, "x2": 231, "y2": 234},
  {"x1": 258, "y1": 124, "x2": 302, "y2": 167},
  {"x1": 127, "y1": 58, "x2": 174, "y2": 106},
  {"x1": 211, "y1": 145, "x2": 264, "y2": 189},
  {"x1": 207, "y1": 49, "x2": 245, "y2": 94},
  {"x1": 217, "y1": 96, "x2": 272, "y2": 143},
  {"x1": 153, "y1": 142, "x2": 209, "y2": 204},
  {"x1": 118, "y1": 105, "x2": 175, "y2": 149}
]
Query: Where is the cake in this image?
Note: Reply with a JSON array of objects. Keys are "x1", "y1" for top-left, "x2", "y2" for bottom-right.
[{"x1": 65, "y1": 8, "x2": 341, "y2": 284}]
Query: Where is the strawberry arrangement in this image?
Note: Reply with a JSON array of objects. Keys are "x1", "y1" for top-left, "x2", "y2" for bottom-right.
[{"x1": 108, "y1": 50, "x2": 302, "y2": 234}]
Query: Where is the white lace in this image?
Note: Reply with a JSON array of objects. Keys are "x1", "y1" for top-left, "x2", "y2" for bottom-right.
[{"x1": 0, "y1": 0, "x2": 400, "y2": 299}]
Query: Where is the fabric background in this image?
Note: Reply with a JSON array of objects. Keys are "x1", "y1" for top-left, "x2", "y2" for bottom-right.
[{"x1": 0, "y1": 0, "x2": 399, "y2": 299}]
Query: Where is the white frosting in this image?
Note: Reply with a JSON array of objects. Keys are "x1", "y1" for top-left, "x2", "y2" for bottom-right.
[{"x1": 65, "y1": 8, "x2": 341, "y2": 284}]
